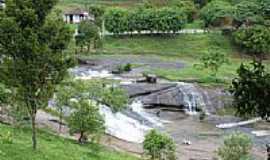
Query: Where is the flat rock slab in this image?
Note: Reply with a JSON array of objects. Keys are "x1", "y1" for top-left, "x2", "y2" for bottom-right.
[
  {"x1": 78, "y1": 55, "x2": 185, "y2": 72},
  {"x1": 121, "y1": 83, "x2": 177, "y2": 98},
  {"x1": 141, "y1": 87, "x2": 186, "y2": 107}
]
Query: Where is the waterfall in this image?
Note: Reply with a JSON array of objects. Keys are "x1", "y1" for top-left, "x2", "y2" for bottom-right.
[
  {"x1": 69, "y1": 67, "x2": 112, "y2": 80},
  {"x1": 99, "y1": 104, "x2": 151, "y2": 143},
  {"x1": 177, "y1": 82, "x2": 206, "y2": 115}
]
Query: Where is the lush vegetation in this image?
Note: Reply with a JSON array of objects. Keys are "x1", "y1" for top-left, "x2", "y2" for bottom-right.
[
  {"x1": 76, "y1": 20, "x2": 102, "y2": 52},
  {"x1": 230, "y1": 61, "x2": 270, "y2": 119},
  {"x1": 143, "y1": 130, "x2": 176, "y2": 160},
  {"x1": 0, "y1": 124, "x2": 139, "y2": 160},
  {"x1": 104, "y1": 7, "x2": 187, "y2": 34},
  {"x1": 218, "y1": 132, "x2": 253, "y2": 160},
  {"x1": 194, "y1": 48, "x2": 230, "y2": 79},
  {"x1": 200, "y1": 0, "x2": 233, "y2": 27},
  {"x1": 0, "y1": 0, "x2": 74, "y2": 149},
  {"x1": 233, "y1": 25, "x2": 270, "y2": 55}
]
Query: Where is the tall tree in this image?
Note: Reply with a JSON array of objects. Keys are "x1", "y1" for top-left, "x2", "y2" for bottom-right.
[
  {"x1": 230, "y1": 61, "x2": 270, "y2": 119},
  {"x1": 0, "y1": 0, "x2": 73, "y2": 149}
]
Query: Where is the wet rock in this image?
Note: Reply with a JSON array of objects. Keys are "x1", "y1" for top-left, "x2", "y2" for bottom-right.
[
  {"x1": 141, "y1": 87, "x2": 185, "y2": 108},
  {"x1": 77, "y1": 58, "x2": 97, "y2": 66},
  {"x1": 136, "y1": 83, "x2": 231, "y2": 114},
  {"x1": 144, "y1": 74, "x2": 157, "y2": 83},
  {"x1": 121, "y1": 83, "x2": 177, "y2": 98}
]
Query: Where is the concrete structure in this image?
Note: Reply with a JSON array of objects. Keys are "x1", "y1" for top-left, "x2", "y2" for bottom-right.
[{"x1": 63, "y1": 8, "x2": 94, "y2": 24}]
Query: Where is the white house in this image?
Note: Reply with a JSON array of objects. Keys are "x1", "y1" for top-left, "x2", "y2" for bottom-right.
[{"x1": 63, "y1": 8, "x2": 94, "y2": 24}]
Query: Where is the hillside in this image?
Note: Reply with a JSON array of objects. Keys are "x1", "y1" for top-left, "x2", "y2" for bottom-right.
[{"x1": 0, "y1": 124, "x2": 139, "y2": 160}]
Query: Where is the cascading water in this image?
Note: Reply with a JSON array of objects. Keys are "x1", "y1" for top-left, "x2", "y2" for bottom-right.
[
  {"x1": 70, "y1": 67, "x2": 112, "y2": 79},
  {"x1": 67, "y1": 66, "x2": 229, "y2": 143},
  {"x1": 99, "y1": 104, "x2": 152, "y2": 143},
  {"x1": 177, "y1": 82, "x2": 207, "y2": 115}
]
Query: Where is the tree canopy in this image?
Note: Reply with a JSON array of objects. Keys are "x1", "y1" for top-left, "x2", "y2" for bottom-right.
[
  {"x1": 0, "y1": 0, "x2": 73, "y2": 149},
  {"x1": 230, "y1": 61, "x2": 270, "y2": 119}
]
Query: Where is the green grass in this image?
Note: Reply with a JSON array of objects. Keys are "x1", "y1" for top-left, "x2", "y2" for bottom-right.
[
  {"x1": 103, "y1": 33, "x2": 234, "y2": 58},
  {"x1": 149, "y1": 58, "x2": 243, "y2": 86},
  {"x1": 57, "y1": 0, "x2": 141, "y2": 10},
  {"x1": 97, "y1": 33, "x2": 270, "y2": 85},
  {"x1": 0, "y1": 124, "x2": 139, "y2": 160}
]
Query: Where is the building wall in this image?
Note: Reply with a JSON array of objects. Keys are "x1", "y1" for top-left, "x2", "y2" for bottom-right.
[{"x1": 63, "y1": 14, "x2": 94, "y2": 24}]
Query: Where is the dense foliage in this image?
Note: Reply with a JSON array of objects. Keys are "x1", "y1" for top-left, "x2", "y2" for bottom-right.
[
  {"x1": 195, "y1": 48, "x2": 229, "y2": 78},
  {"x1": 170, "y1": 0, "x2": 197, "y2": 22},
  {"x1": 0, "y1": 83, "x2": 10, "y2": 105},
  {"x1": 76, "y1": 20, "x2": 101, "y2": 52},
  {"x1": 89, "y1": 5, "x2": 105, "y2": 28},
  {"x1": 143, "y1": 130, "x2": 176, "y2": 160},
  {"x1": 55, "y1": 79, "x2": 128, "y2": 143},
  {"x1": 230, "y1": 61, "x2": 270, "y2": 119},
  {"x1": 104, "y1": 7, "x2": 187, "y2": 34},
  {"x1": 233, "y1": 25, "x2": 270, "y2": 55},
  {"x1": 218, "y1": 132, "x2": 252, "y2": 160},
  {"x1": 232, "y1": 1, "x2": 262, "y2": 27},
  {"x1": 0, "y1": 0, "x2": 73, "y2": 149},
  {"x1": 68, "y1": 99, "x2": 105, "y2": 143},
  {"x1": 200, "y1": 0, "x2": 234, "y2": 27}
]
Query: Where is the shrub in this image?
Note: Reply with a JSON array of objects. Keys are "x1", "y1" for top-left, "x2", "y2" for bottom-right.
[
  {"x1": 104, "y1": 8, "x2": 128, "y2": 34},
  {"x1": 218, "y1": 132, "x2": 252, "y2": 160},
  {"x1": 260, "y1": 0, "x2": 270, "y2": 19},
  {"x1": 0, "y1": 131, "x2": 13, "y2": 144},
  {"x1": 89, "y1": 5, "x2": 105, "y2": 28},
  {"x1": 104, "y1": 7, "x2": 187, "y2": 34},
  {"x1": 233, "y1": 1, "x2": 263, "y2": 27},
  {"x1": 68, "y1": 99, "x2": 105, "y2": 144},
  {"x1": 170, "y1": 0, "x2": 197, "y2": 22},
  {"x1": 194, "y1": 48, "x2": 229, "y2": 79},
  {"x1": 76, "y1": 21, "x2": 101, "y2": 51},
  {"x1": 143, "y1": 130, "x2": 176, "y2": 160},
  {"x1": 233, "y1": 25, "x2": 270, "y2": 55},
  {"x1": 200, "y1": 0, "x2": 234, "y2": 27}
]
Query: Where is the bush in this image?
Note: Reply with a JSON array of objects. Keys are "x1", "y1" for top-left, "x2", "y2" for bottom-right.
[
  {"x1": 104, "y1": 7, "x2": 187, "y2": 34},
  {"x1": 170, "y1": 0, "x2": 197, "y2": 22},
  {"x1": 260, "y1": 0, "x2": 270, "y2": 19},
  {"x1": 233, "y1": 1, "x2": 263, "y2": 27},
  {"x1": 143, "y1": 130, "x2": 176, "y2": 160},
  {"x1": 233, "y1": 25, "x2": 270, "y2": 55},
  {"x1": 218, "y1": 132, "x2": 252, "y2": 160},
  {"x1": 68, "y1": 99, "x2": 105, "y2": 144},
  {"x1": 89, "y1": 5, "x2": 105, "y2": 28},
  {"x1": 200, "y1": 0, "x2": 234, "y2": 27},
  {"x1": 76, "y1": 21, "x2": 101, "y2": 51},
  {"x1": 0, "y1": 131, "x2": 13, "y2": 144},
  {"x1": 104, "y1": 8, "x2": 128, "y2": 34}
]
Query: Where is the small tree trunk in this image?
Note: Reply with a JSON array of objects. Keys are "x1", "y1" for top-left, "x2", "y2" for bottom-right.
[
  {"x1": 58, "y1": 113, "x2": 62, "y2": 134},
  {"x1": 31, "y1": 113, "x2": 37, "y2": 150},
  {"x1": 78, "y1": 131, "x2": 84, "y2": 144},
  {"x1": 267, "y1": 144, "x2": 270, "y2": 160}
]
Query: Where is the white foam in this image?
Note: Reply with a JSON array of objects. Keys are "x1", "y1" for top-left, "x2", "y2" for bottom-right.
[{"x1": 99, "y1": 105, "x2": 151, "y2": 143}]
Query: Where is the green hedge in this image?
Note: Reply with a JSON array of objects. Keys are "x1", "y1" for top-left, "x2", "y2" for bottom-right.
[{"x1": 104, "y1": 7, "x2": 187, "y2": 34}]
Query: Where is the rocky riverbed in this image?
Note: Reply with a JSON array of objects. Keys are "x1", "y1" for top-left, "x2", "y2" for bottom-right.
[
  {"x1": 73, "y1": 55, "x2": 269, "y2": 160},
  {"x1": 1, "y1": 55, "x2": 269, "y2": 160}
]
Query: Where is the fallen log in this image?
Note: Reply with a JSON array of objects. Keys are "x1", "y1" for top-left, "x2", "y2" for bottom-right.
[{"x1": 216, "y1": 117, "x2": 262, "y2": 129}]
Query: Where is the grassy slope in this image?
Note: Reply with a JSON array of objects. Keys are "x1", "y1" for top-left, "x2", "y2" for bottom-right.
[
  {"x1": 57, "y1": 0, "x2": 141, "y2": 10},
  {"x1": 0, "y1": 124, "x2": 139, "y2": 160},
  {"x1": 101, "y1": 33, "x2": 270, "y2": 85}
]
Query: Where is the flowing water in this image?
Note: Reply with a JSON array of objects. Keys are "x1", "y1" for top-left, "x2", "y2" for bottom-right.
[
  {"x1": 68, "y1": 67, "x2": 228, "y2": 143},
  {"x1": 177, "y1": 82, "x2": 207, "y2": 115}
]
